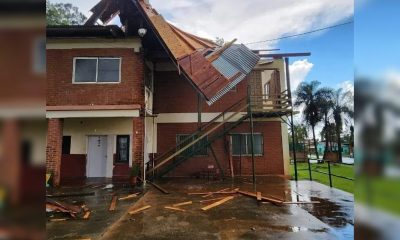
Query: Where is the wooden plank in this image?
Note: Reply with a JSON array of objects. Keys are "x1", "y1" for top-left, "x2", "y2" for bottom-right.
[
  {"x1": 83, "y1": 211, "x2": 91, "y2": 220},
  {"x1": 164, "y1": 206, "x2": 186, "y2": 212},
  {"x1": 172, "y1": 201, "x2": 193, "y2": 207},
  {"x1": 189, "y1": 188, "x2": 239, "y2": 196},
  {"x1": 237, "y1": 190, "x2": 283, "y2": 205},
  {"x1": 46, "y1": 192, "x2": 95, "y2": 198},
  {"x1": 49, "y1": 218, "x2": 68, "y2": 222},
  {"x1": 201, "y1": 196, "x2": 234, "y2": 211},
  {"x1": 148, "y1": 181, "x2": 170, "y2": 194},
  {"x1": 202, "y1": 188, "x2": 230, "y2": 198},
  {"x1": 129, "y1": 205, "x2": 151, "y2": 215},
  {"x1": 256, "y1": 192, "x2": 262, "y2": 201},
  {"x1": 200, "y1": 196, "x2": 231, "y2": 203},
  {"x1": 109, "y1": 196, "x2": 117, "y2": 211},
  {"x1": 119, "y1": 194, "x2": 137, "y2": 201}
]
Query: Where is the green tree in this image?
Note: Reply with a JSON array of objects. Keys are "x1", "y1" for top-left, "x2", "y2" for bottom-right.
[
  {"x1": 332, "y1": 88, "x2": 354, "y2": 162},
  {"x1": 294, "y1": 80, "x2": 326, "y2": 160},
  {"x1": 317, "y1": 87, "x2": 335, "y2": 156},
  {"x1": 46, "y1": 0, "x2": 87, "y2": 25}
]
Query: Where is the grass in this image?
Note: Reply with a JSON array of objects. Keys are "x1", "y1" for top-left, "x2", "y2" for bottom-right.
[
  {"x1": 355, "y1": 176, "x2": 400, "y2": 216},
  {"x1": 290, "y1": 162, "x2": 355, "y2": 193}
]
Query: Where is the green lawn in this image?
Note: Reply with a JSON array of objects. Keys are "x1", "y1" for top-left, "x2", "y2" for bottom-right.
[
  {"x1": 355, "y1": 176, "x2": 400, "y2": 216},
  {"x1": 290, "y1": 162, "x2": 355, "y2": 193}
]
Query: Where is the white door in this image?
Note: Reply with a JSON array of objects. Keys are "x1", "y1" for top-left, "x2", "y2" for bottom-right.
[{"x1": 87, "y1": 136, "x2": 108, "y2": 178}]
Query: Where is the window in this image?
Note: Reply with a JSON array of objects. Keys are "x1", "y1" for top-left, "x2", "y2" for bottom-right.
[
  {"x1": 176, "y1": 134, "x2": 208, "y2": 157},
  {"x1": 62, "y1": 136, "x2": 71, "y2": 154},
  {"x1": 33, "y1": 38, "x2": 46, "y2": 74},
  {"x1": 73, "y1": 57, "x2": 121, "y2": 83},
  {"x1": 231, "y1": 133, "x2": 263, "y2": 156},
  {"x1": 116, "y1": 135, "x2": 130, "y2": 163}
]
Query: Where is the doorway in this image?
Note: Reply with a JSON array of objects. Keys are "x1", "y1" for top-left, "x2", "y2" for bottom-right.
[{"x1": 87, "y1": 136, "x2": 108, "y2": 178}]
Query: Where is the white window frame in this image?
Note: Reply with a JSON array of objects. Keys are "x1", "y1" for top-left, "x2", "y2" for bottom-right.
[
  {"x1": 231, "y1": 133, "x2": 263, "y2": 157},
  {"x1": 72, "y1": 57, "x2": 122, "y2": 84}
]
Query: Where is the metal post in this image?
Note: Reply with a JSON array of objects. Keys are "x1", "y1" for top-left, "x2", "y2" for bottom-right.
[
  {"x1": 307, "y1": 158, "x2": 312, "y2": 181},
  {"x1": 327, "y1": 161, "x2": 333, "y2": 187},
  {"x1": 285, "y1": 57, "x2": 298, "y2": 182},
  {"x1": 197, "y1": 93, "x2": 202, "y2": 130},
  {"x1": 248, "y1": 86, "x2": 256, "y2": 189}
]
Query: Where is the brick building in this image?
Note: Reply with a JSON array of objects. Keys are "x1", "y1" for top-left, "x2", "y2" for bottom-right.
[{"x1": 46, "y1": 0, "x2": 292, "y2": 186}]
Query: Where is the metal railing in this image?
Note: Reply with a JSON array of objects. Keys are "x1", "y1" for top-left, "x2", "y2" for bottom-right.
[{"x1": 295, "y1": 158, "x2": 354, "y2": 188}]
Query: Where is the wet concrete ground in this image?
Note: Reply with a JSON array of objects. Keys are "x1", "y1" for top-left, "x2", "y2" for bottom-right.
[
  {"x1": 98, "y1": 177, "x2": 354, "y2": 240},
  {"x1": 46, "y1": 179, "x2": 143, "y2": 240}
]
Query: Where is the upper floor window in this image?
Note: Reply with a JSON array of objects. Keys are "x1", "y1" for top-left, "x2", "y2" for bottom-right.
[{"x1": 73, "y1": 57, "x2": 121, "y2": 83}]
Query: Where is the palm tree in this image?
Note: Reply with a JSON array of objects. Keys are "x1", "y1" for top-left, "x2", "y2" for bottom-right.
[
  {"x1": 332, "y1": 88, "x2": 354, "y2": 162},
  {"x1": 294, "y1": 81, "x2": 325, "y2": 160},
  {"x1": 317, "y1": 88, "x2": 335, "y2": 158}
]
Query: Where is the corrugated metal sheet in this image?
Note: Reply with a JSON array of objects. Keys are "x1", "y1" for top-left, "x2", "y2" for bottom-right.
[{"x1": 207, "y1": 44, "x2": 260, "y2": 105}]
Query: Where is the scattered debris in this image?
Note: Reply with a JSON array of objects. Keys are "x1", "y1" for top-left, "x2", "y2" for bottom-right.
[
  {"x1": 103, "y1": 184, "x2": 114, "y2": 190},
  {"x1": 119, "y1": 194, "x2": 138, "y2": 201},
  {"x1": 109, "y1": 196, "x2": 118, "y2": 211},
  {"x1": 189, "y1": 188, "x2": 239, "y2": 196},
  {"x1": 251, "y1": 227, "x2": 256, "y2": 231},
  {"x1": 46, "y1": 192, "x2": 95, "y2": 198},
  {"x1": 129, "y1": 205, "x2": 151, "y2": 215},
  {"x1": 202, "y1": 188, "x2": 230, "y2": 198},
  {"x1": 199, "y1": 196, "x2": 229, "y2": 203},
  {"x1": 164, "y1": 206, "x2": 186, "y2": 212},
  {"x1": 201, "y1": 196, "x2": 234, "y2": 211},
  {"x1": 91, "y1": 184, "x2": 104, "y2": 189},
  {"x1": 49, "y1": 218, "x2": 68, "y2": 222},
  {"x1": 46, "y1": 198, "x2": 82, "y2": 218},
  {"x1": 172, "y1": 201, "x2": 193, "y2": 207},
  {"x1": 237, "y1": 190, "x2": 283, "y2": 205},
  {"x1": 256, "y1": 192, "x2": 262, "y2": 201},
  {"x1": 83, "y1": 211, "x2": 91, "y2": 220},
  {"x1": 147, "y1": 181, "x2": 170, "y2": 194}
]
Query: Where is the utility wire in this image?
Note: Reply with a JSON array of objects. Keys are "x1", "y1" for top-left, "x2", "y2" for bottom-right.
[{"x1": 245, "y1": 21, "x2": 353, "y2": 45}]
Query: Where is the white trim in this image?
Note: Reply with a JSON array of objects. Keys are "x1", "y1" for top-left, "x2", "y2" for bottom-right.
[
  {"x1": 46, "y1": 110, "x2": 140, "y2": 118},
  {"x1": 46, "y1": 38, "x2": 141, "y2": 52},
  {"x1": 72, "y1": 57, "x2": 122, "y2": 84}
]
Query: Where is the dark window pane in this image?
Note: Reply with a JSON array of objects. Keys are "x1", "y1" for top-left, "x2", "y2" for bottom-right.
[
  {"x1": 74, "y1": 59, "x2": 97, "y2": 82},
  {"x1": 62, "y1": 136, "x2": 71, "y2": 154},
  {"x1": 253, "y1": 134, "x2": 263, "y2": 155},
  {"x1": 97, "y1": 58, "x2": 120, "y2": 82},
  {"x1": 116, "y1": 135, "x2": 130, "y2": 163},
  {"x1": 177, "y1": 134, "x2": 207, "y2": 157},
  {"x1": 232, "y1": 134, "x2": 241, "y2": 155}
]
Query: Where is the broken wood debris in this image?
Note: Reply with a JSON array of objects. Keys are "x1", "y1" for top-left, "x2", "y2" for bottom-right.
[
  {"x1": 256, "y1": 192, "x2": 262, "y2": 201},
  {"x1": 164, "y1": 206, "x2": 186, "y2": 212},
  {"x1": 49, "y1": 218, "x2": 68, "y2": 222},
  {"x1": 129, "y1": 205, "x2": 151, "y2": 215},
  {"x1": 46, "y1": 192, "x2": 95, "y2": 198},
  {"x1": 202, "y1": 188, "x2": 230, "y2": 198},
  {"x1": 83, "y1": 211, "x2": 91, "y2": 220},
  {"x1": 237, "y1": 190, "x2": 283, "y2": 205},
  {"x1": 201, "y1": 196, "x2": 234, "y2": 211},
  {"x1": 118, "y1": 194, "x2": 137, "y2": 201},
  {"x1": 282, "y1": 201, "x2": 320, "y2": 204},
  {"x1": 147, "y1": 181, "x2": 170, "y2": 194},
  {"x1": 199, "y1": 196, "x2": 229, "y2": 203},
  {"x1": 172, "y1": 201, "x2": 192, "y2": 207},
  {"x1": 46, "y1": 198, "x2": 82, "y2": 218},
  {"x1": 189, "y1": 188, "x2": 239, "y2": 196},
  {"x1": 109, "y1": 196, "x2": 117, "y2": 211}
]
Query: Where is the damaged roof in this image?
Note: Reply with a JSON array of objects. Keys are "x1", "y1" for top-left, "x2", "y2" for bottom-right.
[{"x1": 87, "y1": 0, "x2": 260, "y2": 105}]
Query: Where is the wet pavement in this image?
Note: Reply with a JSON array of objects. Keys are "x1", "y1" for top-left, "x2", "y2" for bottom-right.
[
  {"x1": 98, "y1": 177, "x2": 354, "y2": 240},
  {"x1": 46, "y1": 179, "x2": 143, "y2": 240}
]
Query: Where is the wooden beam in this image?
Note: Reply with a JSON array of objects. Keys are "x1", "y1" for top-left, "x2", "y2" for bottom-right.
[
  {"x1": 119, "y1": 194, "x2": 137, "y2": 201},
  {"x1": 237, "y1": 190, "x2": 283, "y2": 205},
  {"x1": 164, "y1": 206, "x2": 186, "y2": 212},
  {"x1": 227, "y1": 136, "x2": 234, "y2": 177},
  {"x1": 199, "y1": 196, "x2": 229, "y2": 203},
  {"x1": 207, "y1": 38, "x2": 237, "y2": 62},
  {"x1": 83, "y1": 211, "x2": 91, "y2": 220},
  {"x1": 172, "y1": 201, "x2": 193, "y2": 207},
  {"x1": 129, "y1": 205, "x2": 151, "y2": 215},
  {"x1": 201, "y1": 196, "x2": 234, "y2": 211},
  {"x1": 109, "y1": 196, "x2": 117, "y2": 211},
  {"x1": 202, "y1": 188, "x2": 230, "y2": 198},
  {"x1": 256, "y1": 192, "x2": 262, "y2": 201}
]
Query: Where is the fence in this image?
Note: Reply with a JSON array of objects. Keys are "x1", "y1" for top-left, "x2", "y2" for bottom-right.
[{"x1": 295, "y1": 158, "x2": 354, "y2": 188}]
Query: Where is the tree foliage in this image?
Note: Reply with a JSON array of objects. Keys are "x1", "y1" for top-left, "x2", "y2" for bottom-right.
[{"x1": 46, "y1": 0, "x2": 87, "y2": 25}]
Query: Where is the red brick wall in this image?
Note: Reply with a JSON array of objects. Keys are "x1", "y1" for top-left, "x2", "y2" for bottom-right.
[
  {"x1": 46, "y1": 118, "x2": 63, "y2": 186},
  {"x1": 133, "y1": 117, "x2": 144, "y2": 177},
  {"x1": 47, "y1": 48, "x2": 144, "y2": 107},
  {"x1": 153, "y1": 70, "x2": 258, "y2": 113},
  {"x1": 156, "y1": 121, "x2": 284, "y2": 177}
]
